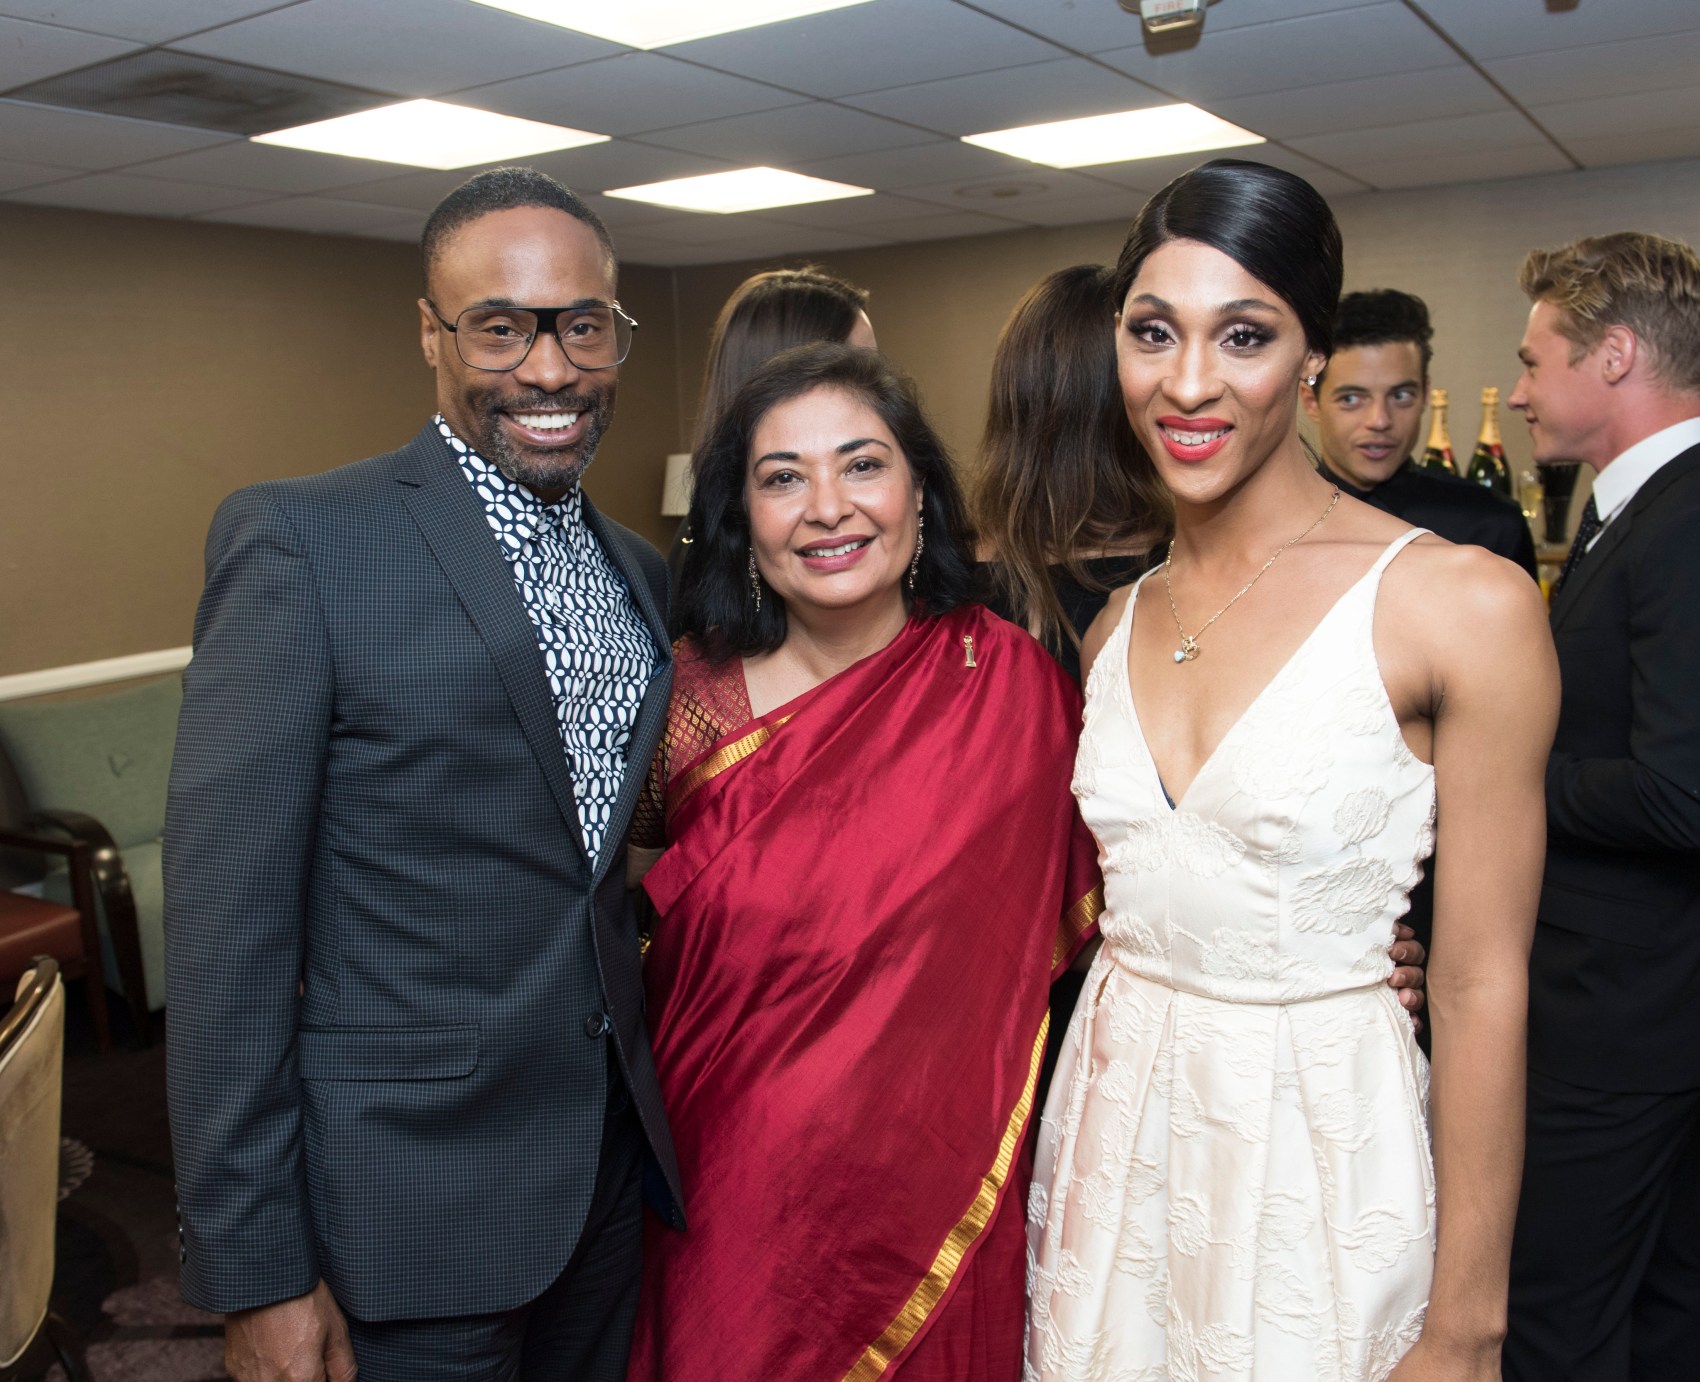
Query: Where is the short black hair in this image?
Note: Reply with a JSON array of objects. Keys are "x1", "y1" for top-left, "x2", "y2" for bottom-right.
[
  {"x1": 1328, "y1": 288, "x2": 1434, "y2": 379},
  {"x1": 420, "y1": 166, "x2": 615, "y2": 289},
  {"x1": 677, "y1": 342, "x2": 978, "y2": 660}
]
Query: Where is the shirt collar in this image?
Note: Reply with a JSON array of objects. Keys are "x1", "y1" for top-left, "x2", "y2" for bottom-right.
[
  {"x1": 435, "y1": 413, "x2": 585, "y2": 552},
  {"x1": 1592, "y1": 416, "x2": 1700, "y2": 525}
]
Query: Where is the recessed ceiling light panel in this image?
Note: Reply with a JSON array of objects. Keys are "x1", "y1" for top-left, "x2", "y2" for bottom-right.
[
  {"x1": 963, "y1": 104, "x2": 1264, "y2": 169},
  {"x1": 467, "y1": 0, "x2": 876, "y2": 49},
  {"x1": 252, "y1": 99, "x2": 608, "y2": 169},
  {"x1": 605, "y1": 167, "x2": 874, "y2": 214}
]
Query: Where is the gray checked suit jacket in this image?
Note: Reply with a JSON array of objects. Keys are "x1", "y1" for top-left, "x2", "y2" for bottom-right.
[{"x1": 164, "y1": 423, "x2": 683, "y2": 1323}]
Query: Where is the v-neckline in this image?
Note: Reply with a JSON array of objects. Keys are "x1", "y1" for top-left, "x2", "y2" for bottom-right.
[{"x1": 1120, "y1": 544, "x2": 1394, "y2": 812}]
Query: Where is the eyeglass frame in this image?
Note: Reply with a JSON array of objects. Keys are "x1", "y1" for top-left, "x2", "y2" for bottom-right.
[{"x1": 425, "y1": 299, "x2": 638, "y2": 372}]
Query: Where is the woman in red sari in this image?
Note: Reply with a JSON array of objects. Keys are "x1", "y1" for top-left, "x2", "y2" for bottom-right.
[{"x1": 626, "y1": 343, "x2": 1101, "y2": 1380}]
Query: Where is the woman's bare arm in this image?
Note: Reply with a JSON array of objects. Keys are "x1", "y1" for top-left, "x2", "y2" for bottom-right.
[{"x1": 1395, "y1": 548, "x2": 1558, "y2": 1376}]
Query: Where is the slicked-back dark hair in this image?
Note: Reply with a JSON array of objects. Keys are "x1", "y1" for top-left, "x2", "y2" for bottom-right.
[
  {"x1": 677, "y1": 342, "x2": 978, "y2": 661},
  {"x1": 1324, "y1": 288, "x2": 1435, "y2": 380},
  {"x1": 1111, "y1": 158, "x2": 1343, "y2": 356},
  {"x1": 420, "y1": 166, "x2": 615, "y2": 289}
]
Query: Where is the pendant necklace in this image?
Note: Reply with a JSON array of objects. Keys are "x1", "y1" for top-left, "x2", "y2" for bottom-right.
[{"x1": 1164, "y1": 487, "x2": 1341, "y2": 664}]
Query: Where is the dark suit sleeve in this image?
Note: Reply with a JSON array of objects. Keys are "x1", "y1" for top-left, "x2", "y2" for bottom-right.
[
  {"x1": 1546, "y1": 511, "x2": 1700, "y2": 853},
  {"x1": 164, "y1": 486, "x2": 331, "y2": 1313},
  {"x1": 1507, "y1": 512, "x2": 1538, "y2": 580}
]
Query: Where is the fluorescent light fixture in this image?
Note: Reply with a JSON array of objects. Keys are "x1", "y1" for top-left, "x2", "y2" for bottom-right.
[
  {"x1": 467, "y1": 0, "x2": 876, "y2": 49},
  {"x1": 605, "y1": 167, "x2": 873, "y2": 214},
  {"x1": 962, "y1": 103, "x2": 1264, "y2": 169},
  {"x1": 252, "y1": 99, "x2": 608, "y2": 170}
]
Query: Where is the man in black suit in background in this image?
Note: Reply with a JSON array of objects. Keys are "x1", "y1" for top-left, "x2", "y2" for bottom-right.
[
  {"x1": 166, "y1": 169, "x2": 680, "y2": 1382},
  {"x1": 1304, "y1": 287, "x2": 1538, "y2": 577},
  {"x1": 1502, "y1": 232, "x2": 1700, "y2": 1382}
]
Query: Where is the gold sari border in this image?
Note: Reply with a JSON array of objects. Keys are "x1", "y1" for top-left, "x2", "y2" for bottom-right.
[
  {"x1": 665, "y1": 714, "x2": 792, "y2": 828},
  {"x1": 1051, "y1": 885, "x2": 1105, "y2": 971},
  {"x1": 842, "y1": 1010, "x2": 1051, "y2": 1382}
]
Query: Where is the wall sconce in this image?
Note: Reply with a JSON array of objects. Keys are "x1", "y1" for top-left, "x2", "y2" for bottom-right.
[{"x1": 662, "y1": 453, "x2": 693, "y2": 517}]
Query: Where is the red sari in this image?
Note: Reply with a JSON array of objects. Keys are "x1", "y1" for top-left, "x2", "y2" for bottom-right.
[{"x1": 628, "y1": 605, "x2": 1101, "y2": 1381}]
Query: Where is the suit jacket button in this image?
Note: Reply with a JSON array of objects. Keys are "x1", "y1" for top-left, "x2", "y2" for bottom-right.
[{"x1": 585, "y1": 1011, "x2": 612, "y2": 1038}]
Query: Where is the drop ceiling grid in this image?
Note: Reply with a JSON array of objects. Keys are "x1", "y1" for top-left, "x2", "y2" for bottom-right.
[{"x1": 0, "y1": 0, "x2": 1693, "y2": 263}]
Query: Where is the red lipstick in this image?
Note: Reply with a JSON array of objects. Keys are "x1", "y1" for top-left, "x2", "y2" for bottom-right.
[{"x1": 1156, "y1": 416, "x2": 1233, "y2": 463}]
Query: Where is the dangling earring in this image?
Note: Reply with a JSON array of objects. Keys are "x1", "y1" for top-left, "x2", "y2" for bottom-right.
[
  {"x1": 907, "y1": 512, "x2": 925, "y2": 591},
  {"x1": 748, "y1": 547, "x2": 762, "y2": 611}
]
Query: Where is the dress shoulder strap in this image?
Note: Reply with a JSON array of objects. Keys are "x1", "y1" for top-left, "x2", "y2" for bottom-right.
[{"x1": 1367, "y1": 527, "x2": 1429, "y2": 582}]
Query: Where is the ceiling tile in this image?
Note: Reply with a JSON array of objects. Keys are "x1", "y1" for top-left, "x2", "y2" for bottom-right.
[
  {"x1": 1208, "y1": 63, "x2": 1508, "y2": 142},
  {"x1": 959, "y1": 0, "x2": 1377, "y2": 54},
  {"x1": 1290, "y1": 108, "x2": 1552, "y2": 168},
  {"x1": 1411, "y1": 0, "x2": 1700, "y2": 62},
  {"x1": 659, "y1": 0, "x2": 1060, "y2": 100},
  {"x1": 790, "y1": 138, "x2": 1047, "y2": 191},
  {"x1": 197, "y1": 193, "x2": 425, "y2": 235},
  {"x1": 1565, "y1": 129, "x2": 1700, "y2": 171},
  {"x1": 841, "y1": 56, "x2": 1165, "y2": 137},
  {"x1": 0, "y1": 99, "x2": 235, "y2": 168},
  {"x1": 455, "y1": 52, "x2": 802, "y2": 137},
  {"x1": 1097, "y1": 3, "x2": 1458, "y2": 102},
  {"x1": 994, "y1": 188, "x2": 1148, "y2": 229},
  {"x1": 637, "y1": 101, "x2": 937, "y2": 164},
  {"x1": 0, "y1": 153, "x2": 76, "y2": 189},
  {"x1": 1081, "y1": 143, "x2": 1370, "y2": 198},
  {"x1": 173, "y1": 0, "x2": 621, "y2": 97},
  {"x1": 0, "y1": 2, "x2": 287, "y2": 44},
  {"x1": 852, "y1": 207, "x2": 1025, "y2": 242},
  {"x1": 1485, "y1": 29, "x2": 1700, "y2": 107},
  {"x1": 751, "y1": 188, "x2": 974, "y2": 229},
  {"x1": 134, "y1": 138, "x2": 409, "y2": 193},
  {"x1": 0, "y1": 14, "x2": 137, "y2": 88},
  {"x1": 1343, "y1": 142, "x2": 1573, "y2": 191},
  {"x1": 4, "y1": 168, "x2": 273, "y2": 213},
  {"x1": 1527, "y1": 82, "x2": 1700, "y2": 144},
  {"x1": 330, "y1": 141, "x2": 739, "y2": 211},
  {"x1": 890, "y1": 166, "x2": 1141, "y2": 214},
  {"x1": 609, "y1": 210, "x2": 806, "y2": 248}
]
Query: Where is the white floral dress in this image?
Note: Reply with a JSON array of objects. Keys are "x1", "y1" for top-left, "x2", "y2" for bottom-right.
[{"x1": 1027, "y1": 531, "x2": 1436, "y2": 1382}]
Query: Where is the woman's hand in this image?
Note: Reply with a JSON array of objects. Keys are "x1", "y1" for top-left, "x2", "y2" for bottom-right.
[{"x1": 1389, "y1": 922, "x2": 1427, "y2": 1033}]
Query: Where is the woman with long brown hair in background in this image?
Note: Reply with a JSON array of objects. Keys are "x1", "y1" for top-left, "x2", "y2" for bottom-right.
[{"x1": 975, "y1": 263, "x2": 1172, "y2": 683}]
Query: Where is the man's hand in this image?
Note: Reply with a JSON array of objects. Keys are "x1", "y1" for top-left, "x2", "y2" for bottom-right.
[
  {"x1": 1389, "y1": 922, "x2": 1427, "y2": 1034},
  {"x1": 225, "y1": 1280, "x2": 357, "y2": 1382}
]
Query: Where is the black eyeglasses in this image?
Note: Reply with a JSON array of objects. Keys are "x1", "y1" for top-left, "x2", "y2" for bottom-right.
[{"x1": 427, "y1": 300, "x2": 637, "y2": 372}]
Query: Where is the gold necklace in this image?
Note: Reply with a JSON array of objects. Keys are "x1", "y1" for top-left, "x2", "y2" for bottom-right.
[{"x1": 1163, "y1": 487, "x2": 1341, "y2": 664}]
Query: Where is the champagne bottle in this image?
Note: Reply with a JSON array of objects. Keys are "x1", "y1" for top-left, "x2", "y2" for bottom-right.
[
  {"x1": 1420, "y1": 388, "x2": 1456, "y2": 474},
  {"x1": 1466, "y1": 386, "x2": 1513, "y2": 499}
]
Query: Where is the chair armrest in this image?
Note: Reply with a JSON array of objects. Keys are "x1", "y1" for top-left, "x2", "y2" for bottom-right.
[
  {"x1": 0, "y1": 824, "x2": 95, "y2": 872},
  {"x1": 30, "y1": 808, "x2": 150, "y2": 1031}
]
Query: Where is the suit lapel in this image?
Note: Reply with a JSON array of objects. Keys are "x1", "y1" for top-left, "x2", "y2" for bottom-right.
[
  {"x1": 1552, "y1": 443, "x2": 1700, "y2": 631},
  {"x1": 395, "y1": 427, "x2": 590, "y2": 873},
  {"x1": 582, "y1": 495, "x2": 674, "y2": 889}
]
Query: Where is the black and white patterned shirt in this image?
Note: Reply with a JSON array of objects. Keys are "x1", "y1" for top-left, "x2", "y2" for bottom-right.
[{"x1": 438, "y1": 416, "x2": 655, "y2": 865}]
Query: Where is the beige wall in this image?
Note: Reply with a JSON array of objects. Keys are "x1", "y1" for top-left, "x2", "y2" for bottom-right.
[
  {"x1": 0, "y1": 206, "x2": 682, "y2": 677},
  {"x1": 8, "y1": 154, "x2": 1700, "y2": 677}
]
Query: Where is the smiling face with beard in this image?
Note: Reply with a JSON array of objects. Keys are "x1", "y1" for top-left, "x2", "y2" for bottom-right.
[{"x1": 420, "y1": 205, "x2": 619, "y2": 503}]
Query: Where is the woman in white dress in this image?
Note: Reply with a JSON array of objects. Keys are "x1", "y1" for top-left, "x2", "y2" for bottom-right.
[{"x1": 1027, "y1": 160, "x2": 1559, "y2": 1381}]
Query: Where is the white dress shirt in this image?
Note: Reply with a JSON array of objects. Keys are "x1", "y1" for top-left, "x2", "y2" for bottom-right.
[{"x1": 1587, "y1": 415, "x2": 1700, "y2": 549}]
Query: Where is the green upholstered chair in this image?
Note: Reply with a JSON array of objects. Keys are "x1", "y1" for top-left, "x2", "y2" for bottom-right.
[{"x1": 0, "y1": 674, "x2": 181, "y2": 1038}]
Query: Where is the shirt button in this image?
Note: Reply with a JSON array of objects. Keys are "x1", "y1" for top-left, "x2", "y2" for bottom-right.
[{"x1": 584, "y1": 1012, "x2": 612, "y2": 1038}]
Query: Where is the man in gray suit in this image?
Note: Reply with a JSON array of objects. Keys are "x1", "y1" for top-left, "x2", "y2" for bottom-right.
[{"x1": 165, "y1": 168, "x2": 681, "y2": 1382}]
